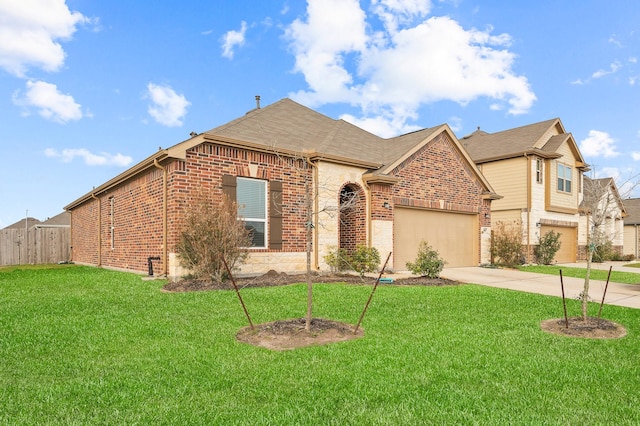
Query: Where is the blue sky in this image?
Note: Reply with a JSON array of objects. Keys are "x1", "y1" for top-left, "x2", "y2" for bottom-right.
[{"x1": 1, "y1": 0, "x2": 639, "y2": 227}]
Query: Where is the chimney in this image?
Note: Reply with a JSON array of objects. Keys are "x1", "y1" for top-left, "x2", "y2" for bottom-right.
[{"x1": 255, "y1": 95, "x2": 261, "y2": 109}]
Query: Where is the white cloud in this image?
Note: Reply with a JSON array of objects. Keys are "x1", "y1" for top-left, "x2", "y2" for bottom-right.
[
  {"x1": 221, "y1": 21, "x2": 248, "y2": 59},
  {"x1": 0, "y1": 0, "x2": 91, "y2": 77},
  {"x1": 146, "y1": 83, "x2": 190, "y2": 127},
  {"x1": 45, "y1": 148, "x2": 132, "y2": 167},
  {"x1": 579, "y1": 130, "x2": 620, "y2": 158},
  {"x1": 632, "y1": 152, "x2": 640, "y2": 161},
  {"x1": 340, "y1": 112, "x2": 421, "y2": 137},
  {"x1": 12, "y1": 80, "x2": 84, "y2": 123},
  {"x1": 592, "y1": 61, "x2": 621, "y2": 79},
  {"x1": 372, "y1": 0, "x2": 432, "y2": 34},
  {"x1": 286, "y1": 0, "x2": 535, "y2": 136},
  {"x1": 608, "y1": 35, "x2": 623, "y2": 48}
]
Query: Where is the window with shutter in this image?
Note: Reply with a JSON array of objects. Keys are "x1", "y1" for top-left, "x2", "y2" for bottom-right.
[{"x1": 237, "y1": 177, "x2": 267, "y2": 248}]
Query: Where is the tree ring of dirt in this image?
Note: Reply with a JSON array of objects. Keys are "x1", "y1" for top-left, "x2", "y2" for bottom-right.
[
  {"x1": 540, "y1": 317, "x2": 627, "y2": 339},
  {"x1": 236, "y1": 318, "x2": 364, "y2": 350}
]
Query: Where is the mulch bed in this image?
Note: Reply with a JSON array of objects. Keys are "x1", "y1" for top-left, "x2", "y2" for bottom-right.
[{"x1": 162, "y1": 270, "x2": 459, "y2": 292}]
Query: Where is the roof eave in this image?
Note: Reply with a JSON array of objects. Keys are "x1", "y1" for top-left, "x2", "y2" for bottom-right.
[{"x1": 65, "y1": 150, "x2": 171, "y2": 210}]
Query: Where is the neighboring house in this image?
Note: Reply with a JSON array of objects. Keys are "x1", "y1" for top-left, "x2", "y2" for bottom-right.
[
  {"x1": 623, "y1": 198, "x2": 640, "y2": 259},
  {"x1": 460, "y1": 118, "x2": 589, "y2": 263},
  {"x1": 38, "y1": 211, "x2": 71, "y2": 228},
  {"x1": 65, "y1": 98, "x2": 500, "y2": 278},
  {"x1": 3, "y1": 217, "x2": 41, "y2": 229},
  {"x1": 580, "y1": 177, "x2": 626, "y2": 257}
]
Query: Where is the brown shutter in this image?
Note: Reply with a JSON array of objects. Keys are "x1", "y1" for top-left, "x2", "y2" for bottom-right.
[
  {"x1": 269, "y1": 181, "x2": 283, "y2": 250},
  {"x1": 222, "y1": 175, "x2": 237, "y2": 202}
]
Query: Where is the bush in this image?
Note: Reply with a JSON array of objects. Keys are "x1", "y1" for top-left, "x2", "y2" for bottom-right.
[
  {"x1": 176, "y1": 192, "x2": 251, "y2": 282},
  {"x1": 534, "y1": 230, "x2": 561, "y2": 265},
  {"x1": 406, "y1": 240, "x2": 445, "y2": 278},
  {"x1": 491, "y1": 220, "x2": 524, "y2": 267},
  {"x1": 323, "y1": 246, "x2": 350, "y2": 273},
  {"x1": 592, "y1": 239, "x2": 613, "y2": 263},
  {"x1": 349, "y1": 245, "x2": 381, "y2": 277}
]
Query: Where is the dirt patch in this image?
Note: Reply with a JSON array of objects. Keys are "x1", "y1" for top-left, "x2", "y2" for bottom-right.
[
  {"x1": 540, "y1": 317, "x2": 627, "y2": 339},
  {"x1": 236, "y1": 318, "x2": 364, "y2": 350},
  {"x1": 162, "y1": 270, "x2": 459, "y2": 292}
]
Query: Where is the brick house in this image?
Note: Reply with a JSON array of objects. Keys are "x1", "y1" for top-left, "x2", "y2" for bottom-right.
[
  {"x1": 65, "y1": 98, "x2": 499, "y2": 278},
  {"x1": 460, "y1": 118, "x2": 590, "y2": 263}
]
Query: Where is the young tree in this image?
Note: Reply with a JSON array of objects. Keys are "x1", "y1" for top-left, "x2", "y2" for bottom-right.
[{"x1": 176, "y1": 191, "x2": 251, "y2": 283}]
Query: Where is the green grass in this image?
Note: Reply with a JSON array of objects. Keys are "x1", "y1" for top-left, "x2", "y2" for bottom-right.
[
  {"x1": 1, "y1": 266, "x2": 639, "y2": 424},
  {"x1": 518, "y1": 264, "x2": 640, "y2": 284},
  {"x1": 625, "y1": 263, "x2": 640, "y2": 269}
]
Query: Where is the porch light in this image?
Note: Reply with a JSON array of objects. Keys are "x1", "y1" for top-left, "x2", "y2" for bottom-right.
[{"x1": 382, "y1": 201, "x2": 391, "y2": 209}]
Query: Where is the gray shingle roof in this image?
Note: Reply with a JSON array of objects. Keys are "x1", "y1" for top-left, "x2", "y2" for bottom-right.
[
  {"x1": 459, "y1": 118, "x2": 562, "y2": 162},
  {"x1": 205, "y1": 98, "x2": 441, "y2": 170}
]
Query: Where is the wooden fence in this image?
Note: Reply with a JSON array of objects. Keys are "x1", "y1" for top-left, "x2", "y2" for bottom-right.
[{"x1": 0, "y1": 227, "x2": 71, "y2": 266}]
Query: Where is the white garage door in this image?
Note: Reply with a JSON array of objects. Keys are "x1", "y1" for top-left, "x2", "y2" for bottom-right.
[
  {"x1": 540, "y1": 225, "x2": 577, "y2": 263},
  {"x1": 394, "y1": 207, "x2": 478, "y2": 270}
]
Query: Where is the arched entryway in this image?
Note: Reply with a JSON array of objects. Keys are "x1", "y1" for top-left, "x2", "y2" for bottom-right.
[{"x1": 339, "y1": 183, "x2": 367, "y2": 253}]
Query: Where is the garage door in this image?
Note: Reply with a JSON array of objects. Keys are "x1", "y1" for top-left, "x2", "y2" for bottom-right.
[
  {"x1": 394, "y1": 207, "x2": 478, "y2": 270},
  {"x1": 540, "y1": 225, "x2": 577, "y2": 263}
]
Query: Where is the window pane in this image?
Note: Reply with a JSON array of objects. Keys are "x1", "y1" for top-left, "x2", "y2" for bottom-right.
[
  {"x1": 566, "y1": 180, "x2": 571, "y2": 193},
  {"x1": 245, "y1": 221, "x2": 265, "y2": 247},
  {"x1": 557, "y1": 178, "x2": 564, "y2": 191},
  {"x1": 237, "y1": 178, "x2": 266, "y2": 219}
]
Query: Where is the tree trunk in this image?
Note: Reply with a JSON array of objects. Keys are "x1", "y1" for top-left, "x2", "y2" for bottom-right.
[
  {"x1": 582, "y1": 248, "x2": 593, "y2": 321},
  {"x1": 305, "y1": 178, "x2": 313, "y2": 330}
]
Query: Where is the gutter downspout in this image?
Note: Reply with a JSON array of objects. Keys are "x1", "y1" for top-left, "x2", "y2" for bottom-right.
[
  {"x1": 153, "y1": 159, "x2": 168, "y2": 276},
  {"x1": 363, "y1": 181, "x2": 372, "y2": 247},
  {"x1": 91, "y1": 193, "x2": 102, "y2": 267},
  {"x1": 525, "y1": 153, "x2": 532, "y2": 263}
]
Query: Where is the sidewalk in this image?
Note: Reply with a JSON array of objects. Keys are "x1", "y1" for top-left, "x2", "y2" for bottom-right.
[{"x1": 440, "y1": 262, "x2": 640, "y2": 310}]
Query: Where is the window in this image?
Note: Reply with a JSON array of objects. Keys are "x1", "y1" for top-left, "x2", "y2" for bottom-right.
[
  {"x1": 557, "y1": 163, "x2": 572, "y2": 193},
  {"x1": 536, "y1": 159, "x2": 543, "y2": 184},
  {"x1": 236, "y1": 177, "x2": 267, "y2": 248}
]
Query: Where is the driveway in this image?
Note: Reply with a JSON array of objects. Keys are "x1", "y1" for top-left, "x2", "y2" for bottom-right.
[{"x1": 440, "y1": 262, "x2": 640, "y2": 310}]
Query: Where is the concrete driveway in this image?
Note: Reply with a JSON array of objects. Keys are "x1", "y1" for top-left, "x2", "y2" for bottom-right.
[{"x1": 440, "y1": 262, "x2": 640, "y2": 309}]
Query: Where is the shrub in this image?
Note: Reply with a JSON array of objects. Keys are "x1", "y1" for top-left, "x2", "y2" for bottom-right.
[
  {"x1": 176, "y1": 192, "x2": 251, "y2": 282},
  {"x1": 491, "y1": 220, "x2": 524, "y2": 267},
  {"x1": 534, "y1": 230, "x2": 561, "y2": 265},
  {"x1": 592, "y1": 239, "x2": 613, "y2": 263},
  {"x1": 323, "y1": 246, "x2": 350, "y2": 273},
  {"x1": 406, "y1": 240, "x2": 445, "y2": 278},
  {"x1": 349, "y1": 245, "x2": 381, "y2": 277}
]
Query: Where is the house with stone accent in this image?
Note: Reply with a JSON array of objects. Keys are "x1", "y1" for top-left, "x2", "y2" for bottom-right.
[
  {"x1": 623, "y1": 198, "x2": 640, "y2": 259},
  {"x1": 580, "y1": 177, "x2": 626, "y2": 259},
  {"x1": 460, "y1": 118, "x2": 590, "y2": 263},
  {"x1": 65, "y1": 98, "x2": 499, "y2": 278}
]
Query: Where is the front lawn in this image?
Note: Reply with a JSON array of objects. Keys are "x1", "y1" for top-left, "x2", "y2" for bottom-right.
[
  {"x1": 1, "y1": 266, "x2": 639, "y2": 424},
  {"x1": 518, "y1": 264, "x2": 640, "y2": 284}
]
